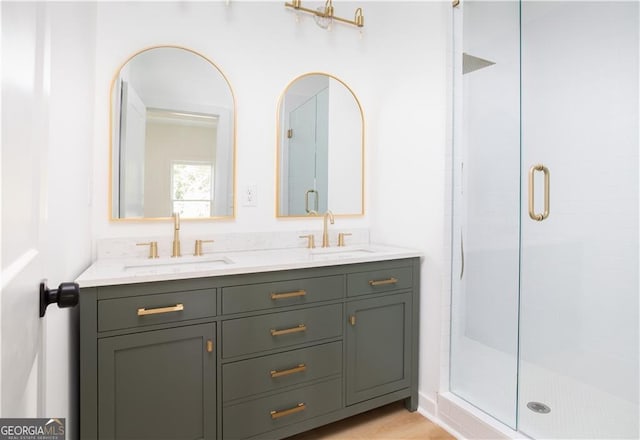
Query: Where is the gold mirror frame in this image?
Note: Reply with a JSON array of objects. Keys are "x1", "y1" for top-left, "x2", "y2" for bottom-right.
[
  {"x1": 109, "y1": 45, "x2": 237, "y2": 222},
  {"x1": 276, "y1": 72, "x2": 365, "y2": 218}
]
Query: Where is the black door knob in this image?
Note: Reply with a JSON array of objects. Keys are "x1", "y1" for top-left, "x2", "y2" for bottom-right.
[{"x1": 39, "y1": 281, "x2": 79, "y2": 317}]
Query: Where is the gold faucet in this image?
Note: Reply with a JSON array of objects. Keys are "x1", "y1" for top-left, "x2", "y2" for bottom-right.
[
  {"x1": 322, "y1": 210, "x2": 334, "y2": 248},
  {"x1": 171, "y1": 212, "x2": 181, "y2": 257}
]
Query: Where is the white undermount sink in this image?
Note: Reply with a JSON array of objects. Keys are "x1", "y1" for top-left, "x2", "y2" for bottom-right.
[{"x1": 124, "y1": 255, "x2": 234, "y2": 273}]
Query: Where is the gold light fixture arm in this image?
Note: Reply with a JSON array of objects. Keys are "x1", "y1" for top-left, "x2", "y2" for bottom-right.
[{"x1": 284, "y1": 0, "x2": 364, "y2": 28}]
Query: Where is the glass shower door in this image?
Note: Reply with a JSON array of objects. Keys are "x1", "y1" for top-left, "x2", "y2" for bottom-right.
[
  {"x1": 450, "y1": 0, "x2": 521, "y2": 428},
  {"x1": 518, "y1": 2, "x2": 639, "y2": 438}
]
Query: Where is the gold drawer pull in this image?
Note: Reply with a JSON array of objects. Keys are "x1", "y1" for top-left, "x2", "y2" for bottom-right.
[
  {"x1": 270, "y1": 290, "x2": 307, "y2": 300},
  {"x1": 270, "y1": 364, "x2": 307, "y2": 378},
  {"x1": 368, "y1": 277, "x2": 398, "y2": 287},
  {"x1": 270, "y1": 324, "x2": 307, "y2": 337},
  {"x1": 137, "y1": 303, "x2": 184, "y2": 316},
  {"x1": 270, "y1": 403, "x2": 306, "y2": 420}
]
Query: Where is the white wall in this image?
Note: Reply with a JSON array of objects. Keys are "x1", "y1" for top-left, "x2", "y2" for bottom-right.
[
  {"x1": 366, "y1": 2, "x2": 450, "y2": 414},
  {"x1": 91, "y1": 0, "x2": 450, "y2": 417}
]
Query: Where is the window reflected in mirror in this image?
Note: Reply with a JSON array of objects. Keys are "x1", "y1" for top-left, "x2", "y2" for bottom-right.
[{"x1": 171, "y1": 162, "x2": 213, "y2": 218}]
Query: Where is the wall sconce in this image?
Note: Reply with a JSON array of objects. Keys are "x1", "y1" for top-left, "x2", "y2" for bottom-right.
[{"x1": 285, "y1": 0, "x2": 364, "y2": 29}]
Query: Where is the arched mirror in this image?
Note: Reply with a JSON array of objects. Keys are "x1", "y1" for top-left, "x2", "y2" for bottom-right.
[
  {"x1": 110, "y1": 46, "x2": 235, "y2": 220},
  {"x1": 277, "y1": 73, "x2": 364, "y2": 217}
]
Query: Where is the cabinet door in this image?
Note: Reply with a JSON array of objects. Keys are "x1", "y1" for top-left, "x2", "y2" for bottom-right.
[
  {"x1": 346, "y1": 292, "x2": 411, "y2": 405},
  {"x1": 98, "y1": 324, "x2": 216, "y2": 440}
]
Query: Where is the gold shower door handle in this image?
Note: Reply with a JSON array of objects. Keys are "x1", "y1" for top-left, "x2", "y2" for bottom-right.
[
  {"x1": 305, "y1": 189, "x2": 318, "y2": 213},
  {"x1": 528, "y1": 164, "x2": 550, "y2": 221}
]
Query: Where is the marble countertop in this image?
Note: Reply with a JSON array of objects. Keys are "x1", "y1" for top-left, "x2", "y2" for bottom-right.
[{"x1": 75, "y1": 244, "x2": 422, "y2": 288}]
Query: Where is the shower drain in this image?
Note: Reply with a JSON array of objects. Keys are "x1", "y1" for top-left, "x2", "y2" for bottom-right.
[{"x1": 527, "y1": 401, "x2": 551, "y2": 414}]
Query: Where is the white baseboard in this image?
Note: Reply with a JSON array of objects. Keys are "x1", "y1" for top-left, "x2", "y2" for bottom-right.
[
  {"x1": 418, "y1": 391, "x2": 465, "y2": 439},
  {"x1": 417, "y1": 391, "x2": 527, "y2": 440}
]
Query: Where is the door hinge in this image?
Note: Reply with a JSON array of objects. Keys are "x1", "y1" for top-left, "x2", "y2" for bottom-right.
[{"x1": 287, "y1": 128, "x2": 293, "y2": 139}]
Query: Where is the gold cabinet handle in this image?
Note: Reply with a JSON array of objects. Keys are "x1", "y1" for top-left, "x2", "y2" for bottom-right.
[
  {"x1": 270, "y1": 363, "x2": 307, "y2": 378},
  {"x1": 368, "y1": 277, "x2": 398, "y2": 287},
  {"x1": 349, "y1": 315, "x2": 356, "y2": 326},
  {"x1": 137, "y1": 303, "x2": 184, "y2": 316},
  {"x1": 528, "y1": 164, "x2": 550, "y2": 221},
  {"x1": 206, "y1": 340, "x2": 214, "y2": 353},
  {"x1": 270, "y1": 324, "x2": 307, "y2": 336},
  {"x1": 270, "y1": 403, "x2": 306, "y2": 420},
  {"x1": 271, "y1": 290, "x2": 307, "y2": 300}
]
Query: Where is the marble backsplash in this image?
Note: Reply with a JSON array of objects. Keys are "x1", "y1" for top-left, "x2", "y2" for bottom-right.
[{"x1": 96, "y1": 228, "x2": 370, "y2": 260}]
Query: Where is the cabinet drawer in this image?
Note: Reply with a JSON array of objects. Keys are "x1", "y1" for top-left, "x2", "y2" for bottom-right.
[
  {"x1": 98, "y1": 289, "x2": 216, "y2": 332},
  {"x1": 223, "y1": 378, "x2": 341, "y2": 439},
  {"x1": 222, "y1": 304, "x2": 342, "y2": 358},
  {"x1": 223, "y1": 342, "x2": 342, "y2": 402},
  {"x1": 221, "y1": 275, "x2": 344, "y2": 314},
  {"x1": 346, "y1": 266, "x2": 413, "y2": 297}
]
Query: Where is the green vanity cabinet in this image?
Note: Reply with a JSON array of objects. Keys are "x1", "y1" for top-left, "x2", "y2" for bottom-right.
[
  {"x1": 80, "y1": 257, "x2": 420, "y2": 440},
  {"x1": 98, "y1": 324, "x2": 216, "y2": 440},
  {"x1": 346, "y1": 292, "x2": 412, "y2": 406}
]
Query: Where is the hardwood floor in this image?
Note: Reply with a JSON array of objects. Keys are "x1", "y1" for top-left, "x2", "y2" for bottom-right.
[{"x1": 285, "y1": 402, "x2": 456, "y2": 440}]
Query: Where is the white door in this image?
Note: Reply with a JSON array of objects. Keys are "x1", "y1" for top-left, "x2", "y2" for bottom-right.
[
  {"x1": 119, "y1": 81, "x2": 147, "y2": 218},
  {"x1": 1, "y1": 1, "x2": 49, "y2": 416}
]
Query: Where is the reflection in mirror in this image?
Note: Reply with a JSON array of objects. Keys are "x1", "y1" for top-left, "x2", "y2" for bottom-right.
[
  {"x1": 111, "y1": 46, "x2": 235, "y2": 220},
  {"x1": 277, "y1": 73, "x2": 364, "y2": 217}
]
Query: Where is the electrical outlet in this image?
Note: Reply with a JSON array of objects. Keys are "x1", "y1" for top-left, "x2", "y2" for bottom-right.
[{"x1": 243, "y1": 185, "x2": 257, "y2": 207}]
